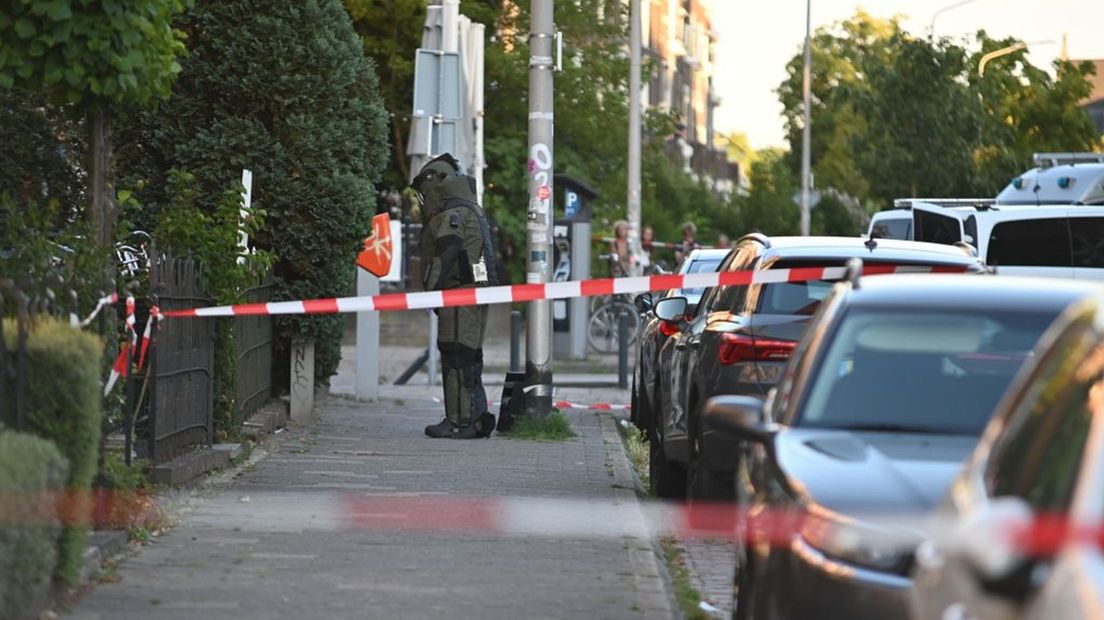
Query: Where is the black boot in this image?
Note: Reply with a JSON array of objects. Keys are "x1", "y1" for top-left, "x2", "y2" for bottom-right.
[
  {"x1": 474, "y1": 412, "x2": 496, "y2": 438},
  {"x1": 425, "y1": 418, "x2": 455, "y2": 438}
]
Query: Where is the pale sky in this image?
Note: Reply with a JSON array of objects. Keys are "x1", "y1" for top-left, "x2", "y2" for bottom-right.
[{"x1": 711, "y1": 0, "x2": 1104, "y2": 150}]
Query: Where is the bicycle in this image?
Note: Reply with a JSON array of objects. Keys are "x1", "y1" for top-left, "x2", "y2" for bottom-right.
[{"x1": 587, "y1": 253, "x2": 641, "y2": 354}]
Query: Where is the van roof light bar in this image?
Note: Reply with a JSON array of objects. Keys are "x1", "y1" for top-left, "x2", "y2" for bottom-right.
[
  {"x1": 1033, "y1": 153, "x2": 1104, "y2": 169},
  {"x1": 892, "y1": 198, "x2": 997, "y2": 210}
]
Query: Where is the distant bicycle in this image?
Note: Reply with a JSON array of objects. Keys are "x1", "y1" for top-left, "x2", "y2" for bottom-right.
[{"x1": 587, "y1": 253, "x2": 641, "y2": 354}]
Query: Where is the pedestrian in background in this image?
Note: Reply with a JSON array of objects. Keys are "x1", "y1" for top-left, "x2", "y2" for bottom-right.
[
  {"x1": 411, "y1": 153, "x2": 500, "y2": 439},
  {"x1": 716, "y1": 234, "x2": 731, "y2": 249},
  {"x1": 609, "y1": 220, "x2": 632, "y2": 277},
  {"x1": 640, "y1": 225, "x2": 655, "y2": 271},
  {"x1": 674, "y1": 221, "x2": 699, "y2": 264}
]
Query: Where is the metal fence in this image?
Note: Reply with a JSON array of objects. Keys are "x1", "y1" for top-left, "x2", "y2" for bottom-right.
[
  {"x1": 149, "y1": 255, "x2": 215, "y2": 463},
  {"x1": 234, "y1": 277, "x2": 274, "y2": 422}
]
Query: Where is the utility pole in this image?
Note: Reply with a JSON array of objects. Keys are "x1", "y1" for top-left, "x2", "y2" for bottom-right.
[
  {"x1": 627, "y1": 0, "x2": 643, "y2": 274},
  {"x1": 525, "y1": 0, "x2": 555, "y2": 418},
  {"x1": 799, "y1": 0, "x2": 812, "y2": 237}
]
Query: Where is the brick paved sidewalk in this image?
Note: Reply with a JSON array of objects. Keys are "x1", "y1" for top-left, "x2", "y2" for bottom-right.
[{"x1": 64, "y1": 381, "x2": 674, "y2": 619}]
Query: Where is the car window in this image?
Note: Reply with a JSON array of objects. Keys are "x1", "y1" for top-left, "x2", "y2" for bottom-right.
[
  {"x1": 1070, "y1": 217, "x2": 1104, "y2": 268},
  {"x1": 870, "y1": 217, "x2": 911, "y2": 240},
  {"x1": 705, "y1": 243, "x2": 757, "y2": 314},
  {"x1": 914, "y1": 210, "x2": 962, "y2": 245},
  {"x1": 986, "y1": 218, "x2": 1072, "y2": 267},
  {"x1": 756, "y1": 280, "x2": 835, "y2": 315},
  {"x1": 795, "y1": 307, "x2": 1059, "y2": 434},
  {"x1": 679, "y1": 257, "x2": 723, "y2": 302},
  {"x1": 985, "y1": 313, "x2": 1099, "y2": 511}
]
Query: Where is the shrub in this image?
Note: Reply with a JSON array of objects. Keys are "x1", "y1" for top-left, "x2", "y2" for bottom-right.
[
  {"x1": 0, "y1": 430, "x2": 68, "y2": 618},
  {"x1": 3, "y1": 318, "x2": 104, "y2": 585},
  {"x1": 116, "y1": 0, "x2": 389, "y2": 387}
]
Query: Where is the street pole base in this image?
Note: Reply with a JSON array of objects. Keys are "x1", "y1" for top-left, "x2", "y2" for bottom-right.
[{"x1": 522, "y1": 362, "x2": 553, "y2": 418}]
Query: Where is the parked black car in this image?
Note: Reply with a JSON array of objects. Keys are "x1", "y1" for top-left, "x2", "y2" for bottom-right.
[
  {"x1": 631, "y1": 249, "x2": 728, "y2": 466},
  {"x1": 704, "y1": 272, "x2": 1102, "y2": 620},
  {"x1": 649, "y1": 234, "x2": 986, "y2": 500}
]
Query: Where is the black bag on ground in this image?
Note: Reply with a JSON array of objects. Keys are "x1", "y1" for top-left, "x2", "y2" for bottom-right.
[{"x1": 496, "y1": 371, "x2": 526, "y2": 433}]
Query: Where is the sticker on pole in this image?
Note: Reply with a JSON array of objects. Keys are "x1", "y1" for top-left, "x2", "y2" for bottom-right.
[
  {"x1": 357, "y1": 214, "x2": 393, "y2": 277},
  {"x1": 538, "y1": 185, "x2": 551, "y2": 201}
]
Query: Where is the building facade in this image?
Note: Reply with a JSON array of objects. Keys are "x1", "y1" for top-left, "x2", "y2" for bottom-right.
[
  {"x1": 1075, "y1": 59, "x2": 1104, "y2": 138},
  {"x1": 640, "y1": 0, "x2": 738, "y2": 197}
]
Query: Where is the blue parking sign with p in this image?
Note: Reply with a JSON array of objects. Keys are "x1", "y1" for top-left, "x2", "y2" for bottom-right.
[{"x1": 565, "y1": 189, "x2": 580, "y2": 219}]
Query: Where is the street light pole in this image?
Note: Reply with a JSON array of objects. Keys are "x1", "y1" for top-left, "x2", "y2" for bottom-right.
[
  {"x1": 525, "y1": 0, "x2": 555, "y2": 418},
  {"x1": 929, "y1": 0, "x2": 985, "y2": 37},
  {"x1": 627, "y1": 0, "x2": 643, "y2": 275},
  {"x1": 799, "y1": 0, "x2": 812, "y2": 237}
]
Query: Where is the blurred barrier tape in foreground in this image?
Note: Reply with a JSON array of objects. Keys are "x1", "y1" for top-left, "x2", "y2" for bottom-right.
[
  {"x1": 164, "y1": 264, "x2": 966, "y2": 318},
  {"x1": 1, "y1": 491, "x2": 1096, "y2": 559}
]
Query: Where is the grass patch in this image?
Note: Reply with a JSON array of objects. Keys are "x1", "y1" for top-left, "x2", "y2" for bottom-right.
[
  {"x1": 660, "y1": 536, "x2": 710, "y2": 620},
  {"x1": 619, "y1": 422, "x2": 651, "y2": 493},
  {"x1": 500, "y1": 410, "x2": 577, "y2": 441}
]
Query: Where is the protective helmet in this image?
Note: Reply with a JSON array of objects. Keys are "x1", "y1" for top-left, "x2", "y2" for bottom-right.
[{"x1": 411, "y1": 153, "x2": 462, "y2": 211}]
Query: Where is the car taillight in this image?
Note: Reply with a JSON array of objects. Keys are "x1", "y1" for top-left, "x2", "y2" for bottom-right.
[
  {"x1": 718, "y1": 333, "x2": 795, "y2": 365},
  {"x1": 659, "y1": 321, "x2": 680, "y2": 337}
]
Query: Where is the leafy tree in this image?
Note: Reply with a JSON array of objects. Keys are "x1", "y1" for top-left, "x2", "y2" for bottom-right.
[
  {"x1": 736, "y1": 149, "x2": 800, "y2": 236},
  {"x1": 777, "y1": 12, "x2": 898, "y2": 200},
  {"x1": 969, "y1": 34, "x2": 1101, "y2": 192},
  {"x1": 0, "y1": 0, "x2": 188, "y2": 249},
  {"x1": 344, "y1": 0, "x2": 427, "y2": 186},
  {"x1": 117, "y1": 0, "x2": 389, "y2": 386},
  {"x1": 849, "y1": 32, "x2": 983, "y2": 204}
]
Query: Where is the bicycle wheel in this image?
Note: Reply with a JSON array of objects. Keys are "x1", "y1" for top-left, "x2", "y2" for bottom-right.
[{"x1": 588, "y1": 301, "x2": 640, "y2": 354}]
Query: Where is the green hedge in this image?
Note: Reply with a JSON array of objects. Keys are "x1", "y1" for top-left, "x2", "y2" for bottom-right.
[
  {"x1": 0, "y1": 431, "x2": 68, "y2": 618},
  {"x1": 3, "y1": 318, "x2": 104, "y2": 585}
]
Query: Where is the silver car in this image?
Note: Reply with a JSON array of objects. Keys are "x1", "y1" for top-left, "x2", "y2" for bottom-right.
[{"x1": 912, "y1": 291, "x2": 1104, "y2": 620}]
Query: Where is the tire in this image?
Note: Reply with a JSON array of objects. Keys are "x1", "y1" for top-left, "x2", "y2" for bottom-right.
[
  {"x1": 687, "y1": 412, "x2": 736, "y2": 502},
  {"x1": 588, "y1": 300, "x2": 640, "y2": 354},
  {"x1": 649, "y1": 433, "x2": 687, "y2": 499}
]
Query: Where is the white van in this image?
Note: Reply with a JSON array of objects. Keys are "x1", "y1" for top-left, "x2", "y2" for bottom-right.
[{"x1": 864, "y1": 153, "x2": 1104, "y2": 279}]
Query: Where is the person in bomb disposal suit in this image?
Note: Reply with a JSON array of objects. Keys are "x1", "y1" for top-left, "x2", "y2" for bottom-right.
[{"x1": 412, "y1": 154, "x2": 501, "y2": 439}]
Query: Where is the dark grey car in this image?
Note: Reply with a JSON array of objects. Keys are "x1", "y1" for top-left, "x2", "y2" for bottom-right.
[
  {"x1": 652, "y1": 234, "x2": 986, "y2": 500},
  {"x1": 704, "y1": 274, "x2": 1103, "y2": 620},
  {"x1": 631, "y1": 249, "x2": 727, "y2": 496}
]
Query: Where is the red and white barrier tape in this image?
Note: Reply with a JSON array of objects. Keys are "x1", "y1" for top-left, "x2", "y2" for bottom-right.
[
  {"x1": 79, "y1": 292, "x2": 119, "y2": 327},
  {"x1": 474, "y1": 400, "x2": 631, "y2": 412},
  {"x1": 104, "y1": 302, "x2": 161, "y2": 396},
  {"x1": 164, "y1": 264, "x2": 966, "y2": 318}
]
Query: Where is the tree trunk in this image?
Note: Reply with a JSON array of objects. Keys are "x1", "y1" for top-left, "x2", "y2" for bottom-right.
[{"x1": 88, "y1": 104, "x2": 116, "y2": 249}]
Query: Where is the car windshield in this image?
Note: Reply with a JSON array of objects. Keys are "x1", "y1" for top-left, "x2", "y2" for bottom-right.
[
  {"x1": 678, "y1": 256, "x2": 723, "y2": 304},
  {"x1": 797, "y1": 307, "x2": 1058, "y2": 435}
]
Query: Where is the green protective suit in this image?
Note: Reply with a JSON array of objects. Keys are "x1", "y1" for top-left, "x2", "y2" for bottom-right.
[{"x1": 413, "y1": 155, "x2": 501, "y2": 429}]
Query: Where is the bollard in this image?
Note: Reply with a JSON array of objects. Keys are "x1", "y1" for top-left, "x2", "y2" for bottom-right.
[
  {"x1": 618, "y1": 310, "x2": 629, "y2": 390},
  {"x1": 510, "y1": 310, "x2": 523, "y2": 373}
]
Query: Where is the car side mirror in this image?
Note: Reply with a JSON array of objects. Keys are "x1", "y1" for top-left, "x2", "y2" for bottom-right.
[
  {"x1": 956, "y1": 496, "x2": 1038, "y2": 602},
  {"x1": 634, "y1": 292, "x2": 653, "y2": 314},
  {"x1": 703, "y1": 395, "x2": 774, "y2": 445},
  {"x1": 654, "y1": 296, "x2": 688, "y2": 322}
]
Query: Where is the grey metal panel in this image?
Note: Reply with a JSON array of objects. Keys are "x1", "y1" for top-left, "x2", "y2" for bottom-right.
[{"x1": 412, "y1": 49, "x2": 461, "y2": 120}]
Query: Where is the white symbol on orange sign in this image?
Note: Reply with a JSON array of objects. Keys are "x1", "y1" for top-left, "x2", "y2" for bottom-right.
[{"x1": 357, "y1": 214, "x2": 393, "y2": 277}]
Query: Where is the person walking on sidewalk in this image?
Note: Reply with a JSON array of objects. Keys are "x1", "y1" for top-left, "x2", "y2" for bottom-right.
[{"x1": 412, "y1": 153, "x2": 501, "y2": 439}]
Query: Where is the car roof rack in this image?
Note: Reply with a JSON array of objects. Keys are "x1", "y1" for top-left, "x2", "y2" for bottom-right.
[
  {"x1": 1033, "y1": 152, "x2": 1104, "y2": 169},
  {"x1": 891, "y1": 198, "x2": 997, "y2": 210}
]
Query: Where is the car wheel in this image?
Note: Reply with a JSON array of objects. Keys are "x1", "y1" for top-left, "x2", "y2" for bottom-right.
[
  {"x1": 649, "y1": 433, "x2": 686, "y2": 499},
  {"x1": 688, "y1": 421, "x2": 735, "y2": 502}
]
